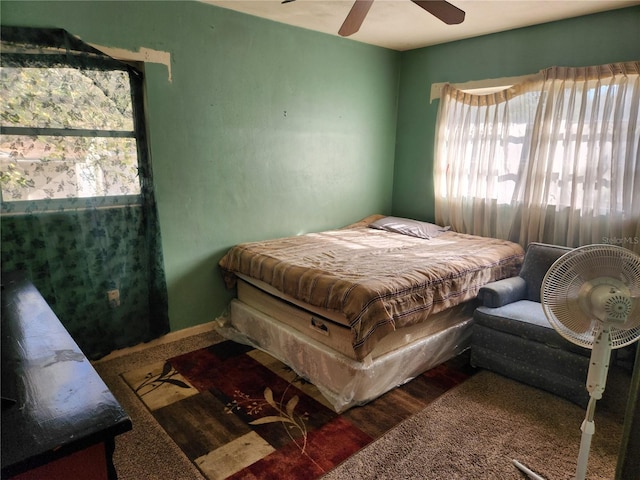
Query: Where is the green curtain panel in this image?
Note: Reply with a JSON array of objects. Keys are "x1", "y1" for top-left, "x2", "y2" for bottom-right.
[{"x1": 0, "y1": 26, "x2": 169, "y2": 358}]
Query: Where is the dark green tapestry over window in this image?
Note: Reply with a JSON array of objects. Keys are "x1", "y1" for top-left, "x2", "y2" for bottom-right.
[{"x1": 0, "y1": 27, "x2": 169, "y2": 359}]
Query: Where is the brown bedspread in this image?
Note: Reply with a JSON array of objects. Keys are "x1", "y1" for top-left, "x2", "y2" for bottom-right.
[{"x1": 219, "y1": 216, "x2": 524, "y2": 360}]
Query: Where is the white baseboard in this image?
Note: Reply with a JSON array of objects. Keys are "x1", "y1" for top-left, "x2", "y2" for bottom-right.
[{"x1": 94, "y1": 319, "x2": 219, "y2": 363}]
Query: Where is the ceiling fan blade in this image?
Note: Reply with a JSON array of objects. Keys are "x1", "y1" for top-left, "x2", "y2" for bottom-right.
[
  {"x1": 339, "y1": 0, "x2": 374, "y2": 37},
  {"x1": 411, "y1": 0, "x2": 465, "y2": 25}
]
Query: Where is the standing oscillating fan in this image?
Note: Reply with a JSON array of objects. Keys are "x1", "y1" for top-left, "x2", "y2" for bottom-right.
[{"x1": 514, "y1": 244, "x2": 640, "y2": 480}]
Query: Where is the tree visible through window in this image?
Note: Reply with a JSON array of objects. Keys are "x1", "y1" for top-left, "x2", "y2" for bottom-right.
[{"x1": 1, "y1": 64, "x2": 141, "y2": 208}]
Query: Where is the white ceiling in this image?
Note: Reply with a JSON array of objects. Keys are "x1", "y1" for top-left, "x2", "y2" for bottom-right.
[{"x1": 202, "y1": 0, "x2": 639, "y2": 51}]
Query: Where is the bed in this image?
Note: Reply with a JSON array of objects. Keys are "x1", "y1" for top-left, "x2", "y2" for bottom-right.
[{"x1": 217, "y1": 215, "x2": 524, "y2": 411}]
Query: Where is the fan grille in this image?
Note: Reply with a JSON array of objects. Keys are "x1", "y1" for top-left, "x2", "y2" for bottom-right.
[{"x1": 541, "y1": 244, "x2": 640, "y2": 349}]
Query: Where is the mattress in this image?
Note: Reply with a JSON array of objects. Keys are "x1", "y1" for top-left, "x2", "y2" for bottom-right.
[
  {"x1": 237, "y1": 274, "x2": 477, "y2": 361},
  {"x1": 219, "y1": 215, "x2": 524, "y2": 360}
]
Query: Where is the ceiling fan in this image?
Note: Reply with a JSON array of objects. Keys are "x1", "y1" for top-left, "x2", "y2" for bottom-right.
[{"x1": 282, "y1": 0, "x2": 465, "y2": 37}]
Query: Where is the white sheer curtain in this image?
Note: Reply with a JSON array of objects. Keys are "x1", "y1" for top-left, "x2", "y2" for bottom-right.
[{"x1": 434, "y1": 61, "x2": 640, "y2": 253}]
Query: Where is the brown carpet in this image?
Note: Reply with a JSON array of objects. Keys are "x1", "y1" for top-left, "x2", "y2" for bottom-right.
[
  {"x1": 94, "y1": 329, "x2": 628, "y2": 480},
  {"x1": 324, "y1": 370, "x2": 627, "y2": 480}
]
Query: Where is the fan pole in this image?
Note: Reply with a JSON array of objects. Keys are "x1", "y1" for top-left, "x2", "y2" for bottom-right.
[
  {"x1": 575, "y1": 326, "x2": 612, "y2": 480},
  {"x1": 575, "y1": 398, "x2": 597, "y2": 480}
]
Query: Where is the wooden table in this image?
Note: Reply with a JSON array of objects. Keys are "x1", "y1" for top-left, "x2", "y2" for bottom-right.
[{"x1": 1, "y1": 272, "x2": 132, "y2": 479}]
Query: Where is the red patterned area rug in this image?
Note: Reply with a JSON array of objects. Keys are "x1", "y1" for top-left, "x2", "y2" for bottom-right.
[{"x1": 122, "y1": 340, "x2": 474, "y2": 480}]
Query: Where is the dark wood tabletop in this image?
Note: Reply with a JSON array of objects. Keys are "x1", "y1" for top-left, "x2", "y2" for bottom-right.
[{"x1": 1, "y1": 272, "x2": 132, "y2": 478}]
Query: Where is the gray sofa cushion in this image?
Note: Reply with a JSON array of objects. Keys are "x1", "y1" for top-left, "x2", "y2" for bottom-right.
[{"x1": 474, "y1": 301, "x2": 591, "y2": 357}]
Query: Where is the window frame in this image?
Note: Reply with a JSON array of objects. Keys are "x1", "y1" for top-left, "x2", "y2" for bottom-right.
[{"x1": 0, "y1": 53, "x2": 148, "y2": 215}]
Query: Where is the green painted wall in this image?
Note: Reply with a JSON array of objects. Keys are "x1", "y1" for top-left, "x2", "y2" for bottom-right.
[
  {"x1": 1, "y1": 1, "x2": 400, "y2": 334},
  {"x1": 392, "y1": 6, "x2": 640, "y2": 222}
]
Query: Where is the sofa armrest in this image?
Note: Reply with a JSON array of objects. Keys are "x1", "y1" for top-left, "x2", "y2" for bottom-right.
[{"x1": 477, "y1": 276, "x2": 527, "y2": 308}]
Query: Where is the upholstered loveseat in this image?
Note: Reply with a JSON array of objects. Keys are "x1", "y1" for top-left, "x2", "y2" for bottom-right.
[{"x1": 471, "y1": 242, "x2": 591, "y2": 407}]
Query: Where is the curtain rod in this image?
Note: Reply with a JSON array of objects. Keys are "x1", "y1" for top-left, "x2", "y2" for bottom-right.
[{"x1": 430, "y1": 73, "x2": 536, "y2": 103}]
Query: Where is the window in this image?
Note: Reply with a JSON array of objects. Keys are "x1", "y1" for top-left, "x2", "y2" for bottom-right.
[
  {"x1": 1, "y1": 57, "x2": 142, "y2": 212},
  {"x1": 435, "y1": 89, "x2": 540, "y2": 207},
  {"x1": 0, "y1": 27, "x2": 169, "y2": 359},
  {"x1": 434, "y1": 62, "x2": 640, "y2": 251}
]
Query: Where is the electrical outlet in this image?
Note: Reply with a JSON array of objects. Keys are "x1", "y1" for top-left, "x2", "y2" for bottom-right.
[{"x1": 107, "y1": 289, "x2": 120, "y2": 308}]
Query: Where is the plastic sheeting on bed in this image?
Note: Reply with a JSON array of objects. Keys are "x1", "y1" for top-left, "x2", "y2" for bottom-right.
[{"x1": 215, "y1": 299, "x2": 473, "y2": 413}]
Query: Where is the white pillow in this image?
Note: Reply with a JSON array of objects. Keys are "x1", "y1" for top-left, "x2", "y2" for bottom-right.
[{"x1": 369, "y1": 216, "x2": 450, "y2": 239}]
